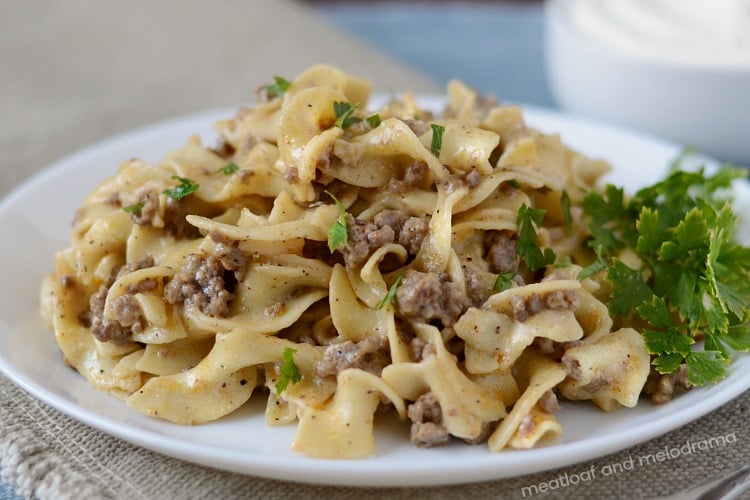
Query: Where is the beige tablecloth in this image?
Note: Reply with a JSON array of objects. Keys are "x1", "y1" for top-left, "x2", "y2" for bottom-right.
[{"x1": 1, "y1": 1, "x2": 749, "y2": 498}]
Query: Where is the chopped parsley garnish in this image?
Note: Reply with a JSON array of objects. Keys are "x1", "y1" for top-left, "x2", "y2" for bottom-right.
[
  {"x1": 274, "y1": 347, "x2": 302, "y2": 395},
  {"x1": 376, "y1": 275, "x2": 404, "y2": 310},
  {"x1": 333, "y1": 101, "x2": 361, "y2": 129},
  {"x1": 266, "y1": 76, "x2": 291, "y2": 98},
  {"x1": 163, "y1": 176, "x2": 199, "y2": 200},
  {"x1": 220, "y1": 162, "x2": 239, "y2": 176},
  {"x1": 366, "y1": 114, "x2": 381, "y2": 128},
  {"x1": 560, "y1": 190, "x2": 573, "y2": 229},
  {"x1": 516, "y1": 203, "x2": 556, "y2": 271},
  {"x1": 122, "y1": 202, "x2": 144, "y2": 216},
  {"x1": 576, "y1": 251, "x2": 606, "y2": 281},
  {"x1": 430, "y1": 123, "x2": 445, "y2": 157},
  {"x1": 493, "y1": 272, "x2": 516, "y2": 292},
  {"x1": 581, "y1": 162, "x2": 750, "y2": 385},
  {"x1": 325, "y1": 190, "x2": 348, "y2": 252}
]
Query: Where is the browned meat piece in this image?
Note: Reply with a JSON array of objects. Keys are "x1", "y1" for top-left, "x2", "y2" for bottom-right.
[
  {"x1": 284, "y1": 166, "x2": 299, "y2": 184},
  {"x1": 398, "y1": 216, "x2": 429, "y2": 255},
  {"x1": 315, "y1": 335, "x2": 390, "y2": 378},
  {"x1": 545, "y1": 290, "x2": 579, "y2": 311},
  {"x1": 462, "y1": 421, "x2": 492, "y2": 445},
  {"x1": 163, "y1": 197, "x2": 200, "y2": 239},
  {"x1": 164, "y1": 254, "x2": 233, "y2": 317},
  {"x1": 396, "y1": 270, "x2": 467, "y2": 326},
  {"x1": 342, "y1": 215, "x2": 396, "y2": 268},
  {"x1": 128, "y1": 190, "x2": 199, "y2": 239},
  {"x1": 90, "y1": 316, "x2": 130, "y2": 344},
  {"x1": 644, "y1": 364, "x2": 693, "y2": 404},
  {"x1": 210, "y1": 137, "x2": 236, "y2": 159},
  {"x1": 463, "y1": 262, "x2": 489, "y2": 306},
  {"x1": 444, "y1": 169, "x2": 482, "y2": 192},
  {"x1": 208, "y1": 231, "x2": 249, "y2": 277},
  {"x1": 88, "y1": 255, "x2": 156, "y2": 344},
  {"x1": 109, "y1": 295, "x2": 143, "y2": 328},
  {"x1": 511, "y1": 290, "x2": 579, "y2": 322},
  {"x1": 387, "y1": 160, "x2": 430, "y2": 193},
  {"x1": 538, "y1": 390, "x2": 561, "y2": 413},
  {"x1": 341, "y1": 208, "x2": 430, "y2": 267},
  {"x1": 130, "y1": 190, "x2": 159, "y2": 227},
  {"x1": 408, "y1": 392, "x2": 451, "y2": 448},
  {"x1": 116, "y1": 256, "x2": 157, "y2": 294},
  {"x1": 402, "y1": 119, "x2": 429, "y2": 136},
  {"x1": 484, "y1": 231, "x2": 518, "y2": 274},
  {"x1": 116, "y1": 255, "x2": 154, "y2": 279},
  {"x1": 373, "y1": 209, "x2": 409, "y2": 235},
  {"x1": 562, "y1": 356, "x2": 583, "y2": 380}
]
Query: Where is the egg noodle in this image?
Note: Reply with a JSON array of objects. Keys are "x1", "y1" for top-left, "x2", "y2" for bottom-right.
[{"x1": 41, "y1": 65, "x2": 653, "y2": 458}]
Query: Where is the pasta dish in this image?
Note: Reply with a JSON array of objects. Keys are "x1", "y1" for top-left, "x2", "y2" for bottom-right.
[{"x1": 40, "y1": 65, "x2": 747, "y2": 458}]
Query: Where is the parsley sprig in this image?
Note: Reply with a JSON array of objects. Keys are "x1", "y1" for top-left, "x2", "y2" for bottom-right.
[
  {"x1": 163, "y1": 176, "x2": 199, "y2": 200},
  {"x1": 366, "y1": 114, "x2": 381, "y2": 128},
  {"x1": 430, "y1": 123, "x2": 445, "y2": 156},
  {"x1": 493, "y1": 272, "x2": 516, "y2": 292},
  {"x1": 376, "y1": 275, "x2": 403, "y2": 310},
  {"x1": 275, "y1": 347, "x2": 302, "y2": 395},
  {"x1": 122, "y1": 202, "x2": 144, "y2": 215},
  {"x1": 516, "y1": 204, "x2": 556, "y2": 271},
  {"x1": 266, "y1": 76, "x2": 291, "y2": 99},
  {"x1": 333, "y1": 101, "x2": 361, "y2": 129},
  {"x1": 220, "y1": 162, "x2": 239, "y2": 176},
  {"x1": 581, "y1": 164, "x2": 750, "y2": 385},
  {"x1": 325, "y1": 190, "x2": 348, "y2": 252}
]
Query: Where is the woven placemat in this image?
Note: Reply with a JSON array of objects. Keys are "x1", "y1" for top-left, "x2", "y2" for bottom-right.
[{"x1": 2, "y1": 372, "x2": 749, "y2": 500}]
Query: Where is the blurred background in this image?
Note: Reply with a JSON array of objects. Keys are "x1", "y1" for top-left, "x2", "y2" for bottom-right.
[{"x1": 309, "y1": 0, "x2": 552, "y2": 106}]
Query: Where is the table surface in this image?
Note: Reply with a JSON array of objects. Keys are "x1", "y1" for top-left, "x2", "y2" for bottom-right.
[{"x1": 1, "y1": 1, "x2": 749, "y2": 499}]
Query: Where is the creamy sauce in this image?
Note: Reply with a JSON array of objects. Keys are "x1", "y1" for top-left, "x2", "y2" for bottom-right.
[{"x1": 563, "y1": 0, "x2": 750, "y2": 66}]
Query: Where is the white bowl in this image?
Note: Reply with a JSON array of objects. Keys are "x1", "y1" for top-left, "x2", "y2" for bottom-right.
[{"x1": 544, "y1": 0, "x2": 750, "y2": 164}]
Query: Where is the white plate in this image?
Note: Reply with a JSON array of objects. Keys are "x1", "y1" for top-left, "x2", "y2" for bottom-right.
[{"x1": 1, "y1": 101, "x2": 749, "y2": 487}]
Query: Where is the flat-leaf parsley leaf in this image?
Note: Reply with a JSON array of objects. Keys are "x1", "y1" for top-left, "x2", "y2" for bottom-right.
[
  {"x1": 220, "y1": 163, "x2": 239, "y2": 176},
  {"x1": 163, "y1": 176, "x2": 199, "y2": 200},
  {"x1": 333, "y1": 101, "x2": 361, "y2": 129},
  {"x1": 275, "y1": 347, "x2": 302, "y2": 395},
  {"x1": 325, "y1": 190, "x2": 348, "y2": 252},
  {"x1": 493, "y1": 272, "x2": 516, "y2": 292},
  {"x1": 376, "y1": 275, "x2": 403, "y2": 310},
  {"x1": 430, "y1": 123, "x2": 445, "y2": 157},
  {"x1": 516, "y1": 203, "x2": 556, "y2": 271},
  {"x1": 122, "y1": 202, "x2": 144, "y2": 216},
  {"x1": 266, "y1": 76, "x2": 291, "y2": 98},
  {"x1": 581, "y1": 162, "x2": 750, "y2": 385}
]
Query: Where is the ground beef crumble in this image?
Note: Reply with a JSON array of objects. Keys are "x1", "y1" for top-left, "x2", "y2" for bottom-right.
[
  {"x1": 128, "y1": 189, "x2": 200, "y2": 239},
  {"x1": 510, "y1": 290, "x2": 579, "y2": 322},
  {"x1": 538, "y1": 390, "x2": 561, "y2": 413},
  {"x1": 396, "y1": 270, "x2": 468, "y2": 327},
  {"x1": 387, "y1": 160, "x2": 430, "y2": 193},
  {"x1": 164, "y1": 253, "x2": 235, "y2": 317},
  {"x1": 315, "y1": 335, "x2": 390, "y2": 378},
  {"x1": 444, "y1": 169, "x2": 482, "y2": 192},
  {"x1": 484, "y1": 230, "x2": 518, "y2": 274},
  {"x1": 643, "y1": 364, "x2": 692, "y2": 404},
  {"x1": 209, "y1": 231, "x2": 249, "y2": 281},
  {"x1": 341, "y1": 210, "x2": 430, "y2": 267},
  {"x1": 88, "y1": 256, "x2": 155, "y2": 344},
  {"x1": 408, "y1": 392, "x2": 451, "y2": 448}
]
